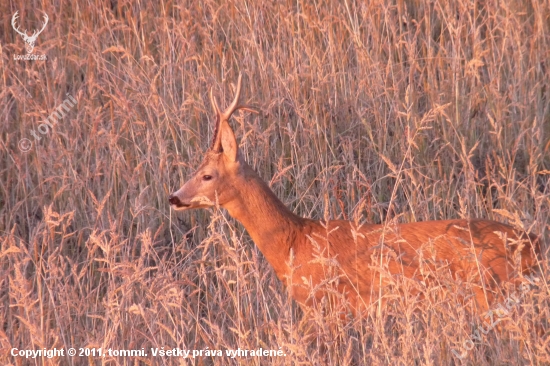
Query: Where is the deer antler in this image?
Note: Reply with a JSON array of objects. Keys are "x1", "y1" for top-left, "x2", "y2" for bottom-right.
[
  {"x1": 33, "y1": 12, "x2": 49, "y2": 38},
  {"x1": 210, "y1": 87, "x2": 222, "y2": 150},
  {"x1": 11, "y1": 11, "x2": 48, "y2": 39},
  {"x1": 11, "y1": 12, "x2": 28, "y2": 38},
  {"x1": 11, "y1": 11, "x2": 49, "y2": 54},
  {"x1": 210, "y1": 74, "x2": 258, "y2": 152}
]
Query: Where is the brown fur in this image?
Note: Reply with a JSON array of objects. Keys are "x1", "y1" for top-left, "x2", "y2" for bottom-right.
[{"x1": 169, "y1": 76, "x2": 540, "y2": 314}]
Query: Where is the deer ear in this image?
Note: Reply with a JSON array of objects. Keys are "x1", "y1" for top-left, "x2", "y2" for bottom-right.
[{"x1": 220, "y1": 120, "x2": 239, "y2": 162}]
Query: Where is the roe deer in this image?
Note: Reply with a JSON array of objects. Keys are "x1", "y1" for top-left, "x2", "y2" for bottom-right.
[{"x1": 169, "y1": 75, "x2": 540, "y2": 314}]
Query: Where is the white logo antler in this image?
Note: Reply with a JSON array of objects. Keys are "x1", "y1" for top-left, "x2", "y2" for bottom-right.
[{"x1": 12, "y1": 11, "x2": 49, "y2": 54}]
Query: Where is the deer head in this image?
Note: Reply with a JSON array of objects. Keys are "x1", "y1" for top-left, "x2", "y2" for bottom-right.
[
  {"x1": 12, "y1": 11, "x2": 49, "y2": 54},
  {"x1": 169, "y1": 75, "x2": 256, "y2": 211}
]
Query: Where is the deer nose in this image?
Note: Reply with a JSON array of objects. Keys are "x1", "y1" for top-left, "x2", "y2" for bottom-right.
[{"x1": 168, "y1": 194, "x2": 181, "y2": 206}]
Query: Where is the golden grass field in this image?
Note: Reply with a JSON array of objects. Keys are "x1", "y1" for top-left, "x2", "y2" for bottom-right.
[{"x1": 1, "y1": 0, "x2": 550, "y2": 364}]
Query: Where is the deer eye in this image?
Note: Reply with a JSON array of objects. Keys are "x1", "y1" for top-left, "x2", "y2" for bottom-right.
[{"x1": 202, "y1": 175, "x2": 212, "y2": 181}]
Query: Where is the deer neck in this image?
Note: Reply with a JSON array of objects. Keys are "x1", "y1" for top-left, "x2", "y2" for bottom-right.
[{"x1": 222, "y1": 162, "x2": 304, "y2": 278}]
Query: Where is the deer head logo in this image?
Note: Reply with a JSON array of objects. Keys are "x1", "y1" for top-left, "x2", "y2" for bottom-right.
[{"x1": 11, "y1": 11, "x2": 49, "y2": 54}]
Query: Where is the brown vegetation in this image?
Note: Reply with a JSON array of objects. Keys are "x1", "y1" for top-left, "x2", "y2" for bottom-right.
[{"x1": 1, "y1": 0, "x2": 549, "y2": 364}]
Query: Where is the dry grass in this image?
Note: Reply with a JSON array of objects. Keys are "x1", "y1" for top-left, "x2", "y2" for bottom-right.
[{"x1": 1, "y1": 0, "x2": 550, "y2": 364}]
